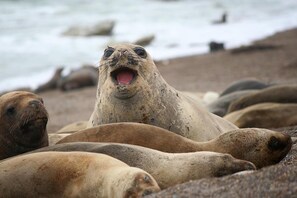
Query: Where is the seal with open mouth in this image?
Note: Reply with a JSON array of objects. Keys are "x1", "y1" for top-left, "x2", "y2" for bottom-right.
[
  {"x1": 0, "y1": 91, "x2": 49, "y2": 160},
  {"x1": 88, "y1": 44, "x2": 237, "y2": 141}
]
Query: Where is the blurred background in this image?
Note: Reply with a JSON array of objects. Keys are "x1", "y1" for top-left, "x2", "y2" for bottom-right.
[{"x1": 0, "y1": 0, "x2": 297, "y2": 92}]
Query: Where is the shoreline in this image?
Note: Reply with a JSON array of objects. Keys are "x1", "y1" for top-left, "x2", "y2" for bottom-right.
[
  {"x1": 24, "y1": 27, "x2": 297, "y2": 132},
  {"x1": 1, "y1": 25, "x2": 297, "y2": 93}
]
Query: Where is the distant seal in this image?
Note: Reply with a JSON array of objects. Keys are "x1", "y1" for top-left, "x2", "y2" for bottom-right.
[
  {"x1": 34, "y1": 143, "x2": 256, "y2": 189},
  {"x1": 35, "y1": 67, "x2": 64, "y2": 93},
  {"x1": 224, "y1": 103, "x2": 297, "y2": 128},
  {"x1": 227, "y1": 85, "x2": 297, "y2": 113},
  {"x1": 57, "y1": 122, "x2": 292, "y2": 168},
  {"x1": 207, "y1": 90, "x2": 258, "y2": 117},
  {"x1": 88, "y1": 44, "x2": 237, "y2": 141},
  {"x1": 220, "y1": 78, "x2": 271, "y2": 97},
  {"x1": 0, "y1": 91, "x2": 48, "y2": 160},
  {"x1": 59, "y1": 65, "x2": 98, "y2": 91},
  {"x1": 0, "y1": 152, "x2": 160, "y2": 197}
]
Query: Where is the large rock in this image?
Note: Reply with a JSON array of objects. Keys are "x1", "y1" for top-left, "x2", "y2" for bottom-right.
[{"x1": 63, "y1": 20, "x2": 115, "y2": 36}]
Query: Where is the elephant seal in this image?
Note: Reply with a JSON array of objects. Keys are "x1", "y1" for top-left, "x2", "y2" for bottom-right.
[
  {"x1": 0, "y1": 152, "x2": 160, "y2": 197},
  {"x1": 224, "y1": 103, "x2": 297, "y2": 128},
  {"x1": 0, "y1": 91, "x2": 49, "y2": 160},
  {"x1": 227, "y1": 85, "x2": 297, "y2": 113},
  {"x1": 220, "y1": 78, "x2": 271, "y2": 97},
  {"x1": 88, "y1": 44, "x2": 236, "y2": 141},
  {"x1": 207, "y1": 90, "x2": 258, "y2": 117},
  {"x1": 57, "y1": 122, "x2": 292, "y2": 168},
  {"x1": 34, "y1": 143, "x2": 256, "y2": 189}
]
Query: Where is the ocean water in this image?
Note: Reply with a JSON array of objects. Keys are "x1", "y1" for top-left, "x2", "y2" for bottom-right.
[{"x1": 0, "y1": 0, "x2": 297, "y2": 91}]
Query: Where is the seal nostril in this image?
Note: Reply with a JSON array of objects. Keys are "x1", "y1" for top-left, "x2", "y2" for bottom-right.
[{"x1": 268, "y1": 136, "x2": 286, "y2": 150}]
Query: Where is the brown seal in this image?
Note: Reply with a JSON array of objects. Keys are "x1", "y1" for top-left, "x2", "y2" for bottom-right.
[
  {"x1": 88, "y1": 44, "x2": 236, "y2": 141},
  {"x1": 207, "y1": 90, "x2": 258, "y2": 117},
  {"x1": 57, "y1": 122, "x2": 292, "y2": 168},
  {"x1": 227, "y1": 85, "x2": 297, "y2": 113},
  {"x1": 219, "y1": 78, "x2": 270, "y2": 97},
  {"x1": 34, "y1": 143, "x2": 256, "y2": 189},
  {"x1": 224, "y1": 103, "x2": 297, "y2": 128},
  {"x1": 35, "y1": 67, "x2": 64, "y2": 93},
  {"x1": 56, "y1": 121, "x2": 88, "y2": 133},
  {"x1": 58, "y1": 65, "x2": 98, "y2": 91},
  {"x1": 0, "y1": 151, "x2": 160, "y2": 197},
  {"x1": 0, "y1": 91, "x2": 48, "y2": 160}
]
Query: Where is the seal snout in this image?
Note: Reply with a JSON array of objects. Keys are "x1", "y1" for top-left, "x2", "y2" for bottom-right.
[
  {"x1": 268, "y1": 134, "x2": 292, "y2": 151},
  {"x1": 268, "y1": 133, "x2": 292, "y2": 163}
]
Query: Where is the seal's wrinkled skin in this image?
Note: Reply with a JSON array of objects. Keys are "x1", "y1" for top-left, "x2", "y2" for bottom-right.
[
  {"x1": 0, "y1": 91, "x2": 48, "y2": 160},
  {"x1": 88, "y1": 44, "x2": 236, "y2": 141}
]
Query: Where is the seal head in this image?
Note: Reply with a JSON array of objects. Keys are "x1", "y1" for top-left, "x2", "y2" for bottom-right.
[
  {"x1": 100, "y1": 45, "x2": 152, "y2": 99},
  {"x1": 0, "y1": 91, "x2": 49, "y2": 159}
]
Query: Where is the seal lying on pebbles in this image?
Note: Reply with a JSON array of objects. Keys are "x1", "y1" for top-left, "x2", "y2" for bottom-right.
[
  {"x1": 0, "y1": 91, "x2": 48, "y2": 160},
  {"x1": 0, "y1": 152, "x2": 160, "y2": 197},
  {"x1": 224, "y1": 103, "x2": 297, "y2": 128},
  {"x1": 227, "y1": 85, "x2": 297, "y2": 113},
  {"x1": 220, "y1": 78, "x2": 271, "y2": 97},
  {"x1": 57, "y1": 122, "x2": 292, "y2": 168},
  {"x1": 88, "y1": 44, "x2": 237, "y2": 141},
  {"x1": 59, "y1": 65, "x2": 98, "y2": 91},
  {"x1": 207, "y1": 90, "x2": 258, "y2": 117},
  {"x1": 34, "y1": 143, "x2": 256, "y2": 189}
]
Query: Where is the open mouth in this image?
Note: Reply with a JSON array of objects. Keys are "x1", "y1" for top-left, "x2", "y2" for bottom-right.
[{"x1": 111, "y1": 67, "x2": 137, "y2": 85}]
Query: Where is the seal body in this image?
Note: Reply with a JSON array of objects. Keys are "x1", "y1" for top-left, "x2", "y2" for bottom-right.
[
  {"x1": 34, "y1": 143, "x2": 256, "y2": 189},
  {"x1": 0, "y1": 152, "x2": 160, "y2": 197},
  {"x1": 57, "y1": 122, "x2": 292, "y2": 168},
  {"x1": 207, "y1": 90, "x2": 258, "y2": 117},
  {"x1": 88, "y1": 44, "x2": 236, "y2": 141},
  {"x1": 0, "y1": 91, "x2": 48, "y2": 160},
  {"x1": 227, "y1": 85, "x2": 297, "y2": 113},
  {"x1": 59, "y1": 65, "x2": 98, "y2": 91},
  {"x1": 225, "y1": 103, "x2": 297, "y2": 128},
  {"x1": 220, "y1": 78, "x2": 270, "y2": 97}
]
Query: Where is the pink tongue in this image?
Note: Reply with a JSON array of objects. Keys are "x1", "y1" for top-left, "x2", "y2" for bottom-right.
[{"x1": 116, "y1": 71, "x2": 134, "y2": 85}]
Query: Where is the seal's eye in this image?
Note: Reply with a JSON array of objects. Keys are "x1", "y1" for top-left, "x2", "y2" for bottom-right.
[
  {"x1": 6, "y1": 106, "x2": 15, "y2": 116},
  {"x1": 103, "y1": 47, "x2": 115, "y2": 59},
  {"x1": 133, "y1": 47, "x2": 147, "y2": 58}
]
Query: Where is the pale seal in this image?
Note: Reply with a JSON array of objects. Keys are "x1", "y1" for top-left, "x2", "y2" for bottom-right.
[
  {"x1": 88, "y1": 44, "x2": 237, "y2": 141},
  {"x1": 34, "y1": 143, "x2": 256, "y2": 189},
  {"x1": 224, "y1": 103, "x2": 297, "y2": 128},
  {"x1": 227, "y1": 85, "x2": 297, "y2": 113},
  {"x1": 0, "y1": 152, "x2": 160, "y2": 197},
  {"x1": 0, "y1": 91, "x2": 48, "y2": 160},
  {"x1": 57, "y1": 122, "x2": 292, "y2": 168}
]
